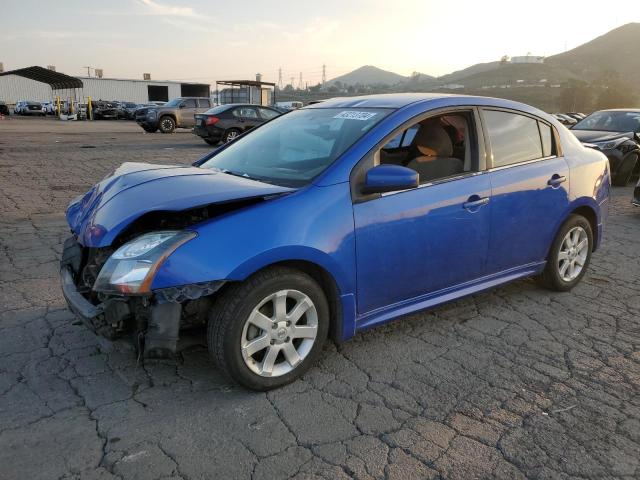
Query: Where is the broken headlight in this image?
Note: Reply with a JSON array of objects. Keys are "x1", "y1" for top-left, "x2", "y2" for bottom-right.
[{"x1": 93, "y1": 231, "x2": 196, "y2": 295}]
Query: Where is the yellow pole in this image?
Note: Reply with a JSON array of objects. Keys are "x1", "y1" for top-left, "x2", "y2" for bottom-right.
[
  {"x1": 56, "y1": 96, "x2": 60, "y2": 116},
  {"x1": 69, "y1": 97, "x2": 74, "y2": 115},
  {"x1": 88, "y1": 97, "x2": 92, "y2": 121}
]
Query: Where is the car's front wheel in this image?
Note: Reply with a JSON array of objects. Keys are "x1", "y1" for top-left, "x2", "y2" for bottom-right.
[
  {"x1": 537, "y1": 214, "x2": 593, "y2": 291},
  {"x1": 158, "y1": 116, "x2": 176, "y2": 133},
  {"x1": 208, "y1": 267, "x2": 329, "y2": 390}
]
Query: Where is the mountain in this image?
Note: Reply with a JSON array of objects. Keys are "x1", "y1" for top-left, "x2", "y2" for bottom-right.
[
  {"x1": 441, "y1": 63, "x2": 577, "y2": 89},
  {"x1": 437, "y1": 61, "x2": 501, "y2": 84},
  {"x1": 327, "y1": 65, "x2": 409, "y2": 86},
  {"x1": 546, "y1": 23, "x2": 640, "y2": 85}
]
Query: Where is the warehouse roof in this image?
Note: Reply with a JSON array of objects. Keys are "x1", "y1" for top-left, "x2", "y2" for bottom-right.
[
  {"x1": 217, "y1": 80, "x2": 276, "y2": 87},
  {"x1": 0, "y1": 66, "x2": 83, "y2": 90}
]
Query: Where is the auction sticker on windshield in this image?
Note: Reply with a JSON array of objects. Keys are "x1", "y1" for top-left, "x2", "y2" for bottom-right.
[{"x1": 334, "y1": 111, "x2": 378, "y2": 121}]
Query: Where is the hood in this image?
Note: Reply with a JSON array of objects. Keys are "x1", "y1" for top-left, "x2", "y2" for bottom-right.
[
  {"x1": 571, "y1": 129, "x2": 635, "y2": 144},
  {"x1": 66, "y1": 162, "x2": 294, "y2": 248}
]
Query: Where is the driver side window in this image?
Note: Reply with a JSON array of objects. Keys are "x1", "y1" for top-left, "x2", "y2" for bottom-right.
[{"x1": 378, "y1": 112, "x2": 477, "y2": 184}]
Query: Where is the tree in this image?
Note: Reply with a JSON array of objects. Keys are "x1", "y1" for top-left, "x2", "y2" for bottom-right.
[
  {"x1": 558, "y1": 79, "x2": 593, "y2": 112},
  {"x1": 592, "y1": 71, "x2": 637, "y2": 110}
]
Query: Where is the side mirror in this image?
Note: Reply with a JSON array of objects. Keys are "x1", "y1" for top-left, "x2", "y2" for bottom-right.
[{"x1": 362, "y1": 164, "x2": 418, "y2": 194}]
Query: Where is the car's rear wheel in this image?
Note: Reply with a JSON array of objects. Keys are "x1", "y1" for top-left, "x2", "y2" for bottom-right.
[
  {"x1": 612, "y1": 152, "x2": 638, "y2": 186},
  {"x1": 223, "y1": 128, "x2": 241, "y2": 143},
  {"x1": 537, "y1": 214, "x2": 593, "y2": 292},
  {"x1": 158, "y1": 116, "x2": 176, "y2": 133},
  {"x1": 208, "y1": 267, "x2": 329, "y2": 390}
]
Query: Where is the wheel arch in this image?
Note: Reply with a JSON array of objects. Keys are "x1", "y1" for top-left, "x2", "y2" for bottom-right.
[{"x1": 227, "y1": 253, "x2": 349, "y2": 344}]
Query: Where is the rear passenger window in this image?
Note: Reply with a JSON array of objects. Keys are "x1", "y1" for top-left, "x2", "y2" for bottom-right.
[
  {"x1": 484, "y1": 110, "x2": 543, "y2": 167},
  {"x1": 182, "y1": 99, "x2": 197, "y2": 108},
  {"x1": 198, "y1": 99, "x2": 210, "y2": 108},
  {"x1": 539, "y1": 122, "x2": 554, "y2": 157}
]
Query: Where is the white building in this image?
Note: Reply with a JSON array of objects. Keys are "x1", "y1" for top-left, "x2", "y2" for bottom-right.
[
  {"x1": 0, "y1": 66, "x2": 209, "y2": 106},
  {"x1": 511, "y1": 55, "x2": 545, "y2": 64}
]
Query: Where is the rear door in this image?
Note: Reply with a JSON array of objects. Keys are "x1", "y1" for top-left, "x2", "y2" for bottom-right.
[
  {"x1": 481, "y1": 108, "x2": 570, "y2": 274},
  {"x1": 179, "y1": 98, "x2": 198, "y2": 127},
  {"x1": 197, "y1": 98, "x2": 211, "y2": 114}
]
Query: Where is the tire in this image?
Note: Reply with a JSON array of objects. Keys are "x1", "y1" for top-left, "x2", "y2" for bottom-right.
[
  {"x1": 158, "y1": 116, "x2": 176, "y2": 133},
  {"x1": 612, "y1": 152, "x2": 638, "y2": 186},
  {"x1": 537, "y1": 214, "x2": 593, "y2": 292},
  {"x1": 208, "y1": 267, "x2": 329, "y2": 390},
  {"x1": 204, "y1": 138, "x2": 219, "y2": 146},
  {"x1": 223, "y1": 128, "x2": 241, "y2": 143},
  {"x1": 143, "y1": 125, "x2": 158, "y2": 133}
]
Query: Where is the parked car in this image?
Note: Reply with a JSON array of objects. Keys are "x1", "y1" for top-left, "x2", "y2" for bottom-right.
[
  {"x1": 571, "y1": 109, "x2": 640, "y2": 186},
  {"x1": 60, "y1": 94, "x2": 610, "y2": 390},
  {"x1": 115, "y1": 102, "x2": 139, "y2": 120},
  {"x1": 14, "y1": 100, "x2": 44, "y2": 116},
  {"x1": 92, "y1": 101, "x2": 119, "y2": 120},
  {"x1": 275, "y1": 101, "x2": 304, "y2": 111},
  {"x1": 633, "y1": 178, "x2": 640, "y2": 207},
  {"x1": 553, "y1": 113, "x2": 577, "y2": 126},
  {"x1": 40, "y1": 101, "x2": 56, "y2": 115},
  {"x1": 0, "y1": 101, "x2": 9, "y2": 116},
  {"x1": 566, "y1": 112, "x2": 586, "y2": 121},
  {"x1": 193, "y1": 104, "x2": 282, "y2": 145},
  {"x1": 135, "y1": 97, "x2": 212, "y2": 133}
]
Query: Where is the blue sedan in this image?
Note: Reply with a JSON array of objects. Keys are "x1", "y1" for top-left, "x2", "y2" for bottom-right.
[{"x1": 60, "y1": 94, "x2": 610, "y2": 390}]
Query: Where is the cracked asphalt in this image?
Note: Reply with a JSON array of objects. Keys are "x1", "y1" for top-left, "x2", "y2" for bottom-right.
[{"x1": 1, "y1": 117, "x2": 639, "y2": 480}]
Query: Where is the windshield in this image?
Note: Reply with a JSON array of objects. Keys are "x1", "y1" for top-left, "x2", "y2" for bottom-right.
[
  {"x1": 573, "y1": 110, "x2": 640, "y2": 133},
  {"x1": 164, "y1": 98, "x2": 183, "y2": 107},
  {"x1": 200, "y1": 107, "x2": 391, "y2": 187},
  {"x1": 204, "y1": 105, "x2": 231, "y2": 115}
]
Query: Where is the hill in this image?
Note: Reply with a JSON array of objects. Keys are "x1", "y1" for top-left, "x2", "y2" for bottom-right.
[
  {"x1": 443, "y1": 63, "x2": 577, "y2": 89},
  {"x1": 327, "y1": 65, "x2": 409, "y2": 86},
  {"x1": 546, "y1": 23, "x2": 640, "y2": 85},
  {"x1": 437, "y1": 61, "x2": 501, "y2": 83}
]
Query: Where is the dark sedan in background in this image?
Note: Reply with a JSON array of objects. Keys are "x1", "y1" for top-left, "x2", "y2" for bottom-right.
[
  {"x1": 193, "y1": 104, "x2": 282, "y2": 145},
  {"x1": 571, "y1": 109, "x2": 640, "y2": 186}
]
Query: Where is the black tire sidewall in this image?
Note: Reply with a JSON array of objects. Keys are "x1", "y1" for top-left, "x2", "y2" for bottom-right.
[
  {"x1": 211, "y1": 269, "x2": 329, "y2": 390},
  {"x1": 544, "y1": 215, "x2": 593, "y2": 291}
]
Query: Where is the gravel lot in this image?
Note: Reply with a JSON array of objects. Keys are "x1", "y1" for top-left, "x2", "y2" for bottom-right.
[{"x1": 1, "y1": 117, "x2": 639, "y2": 480}]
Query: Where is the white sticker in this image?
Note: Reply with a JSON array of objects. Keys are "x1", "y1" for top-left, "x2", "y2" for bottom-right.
[{"x1": 333, "y1": 111, "x2": 377, "y2": 121}]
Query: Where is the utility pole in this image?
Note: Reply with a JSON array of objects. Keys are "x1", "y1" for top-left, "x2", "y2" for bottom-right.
[
  {"x1": 278, "y1": 67, "x2": 282, "y2": 90},
  {"x1": 83, "y1": 66, "x2": 92, "y2": 77},
  {"x1": 290, "y1": 76, "x2": 295, "y2": 89},
  {"x1": 299, "y1": 72, "x2": 303, "y2": 90},
  {"x1": 322, "y1": 64, "x2": 326, "y2": 90}
]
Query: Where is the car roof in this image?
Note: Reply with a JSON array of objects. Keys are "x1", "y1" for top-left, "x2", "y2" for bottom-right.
[
  {"x1": 305, "y1": 93, "x2": 548, "y2": 113},
  {"x1": 591, "y1": 108, "x2": 640, "y2": 113}
]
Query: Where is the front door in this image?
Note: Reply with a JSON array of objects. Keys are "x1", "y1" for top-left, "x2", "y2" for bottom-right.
[{"x1": 353, "y1": 110, "x2": 491, "y2": 314}]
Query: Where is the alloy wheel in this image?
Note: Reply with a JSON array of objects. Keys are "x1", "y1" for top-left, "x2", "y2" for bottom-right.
[
  {"x1": 225, "y1": 131, "x2": 239, "y2": 142},
  {"x1": 558, "y1": 226, "x2": 589, "y2": 282},
  {"x1": 240, "y1": 289, "x2": 318, "y2": 377}
]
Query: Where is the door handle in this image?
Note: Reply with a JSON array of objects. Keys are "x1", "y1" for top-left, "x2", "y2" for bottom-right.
[
  {"x1": 463, "y1": 196, "x2": 490, "y2": 210},
  {"x1": 547, "y1": 174, "x2": 567, "y2": 187}
]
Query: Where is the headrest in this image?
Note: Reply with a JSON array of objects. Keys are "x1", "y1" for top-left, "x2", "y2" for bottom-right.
[{"x1": 414, "y1": 121, "x2": 453, "y2": 158}]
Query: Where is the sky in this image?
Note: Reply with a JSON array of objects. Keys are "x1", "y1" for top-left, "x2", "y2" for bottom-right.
[{"x1": 2, "y1": 0, "x2": 640, "y2": 85}]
